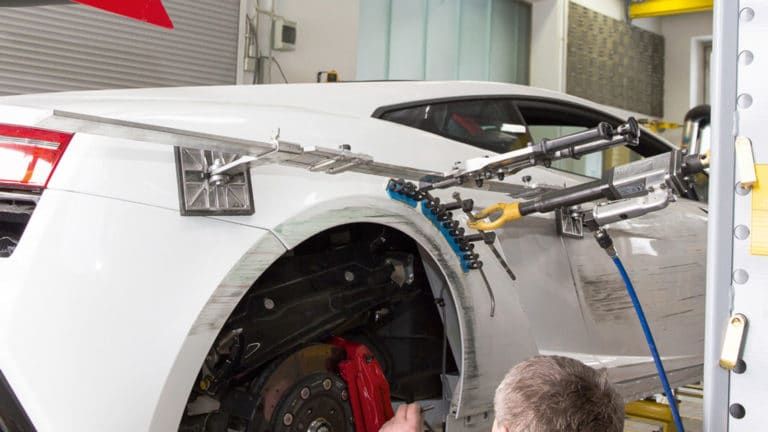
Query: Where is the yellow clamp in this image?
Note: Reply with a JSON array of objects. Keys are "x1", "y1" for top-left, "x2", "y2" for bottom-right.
[{"x1": 467, "y1": 202, "x2": 522, "y2": 231}]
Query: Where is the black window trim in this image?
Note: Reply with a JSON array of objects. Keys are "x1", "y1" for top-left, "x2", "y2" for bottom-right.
[
  {"x1": 372, "y1": 94, "x2": 523, "y2": 118},
  {"x1": 375, "y1": 97, "x2": 527, "y2": 154},
  {"x1": 371, "y1": 94, "x2": 675, "y2": 157},
  {"x1": 0, "y1": 369, "x2": 36, "y2": 432}
]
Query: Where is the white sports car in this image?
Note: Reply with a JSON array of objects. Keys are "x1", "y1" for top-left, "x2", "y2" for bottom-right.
[{"x1": 0, "y1": 81, "x2": 706, "y2": 432}]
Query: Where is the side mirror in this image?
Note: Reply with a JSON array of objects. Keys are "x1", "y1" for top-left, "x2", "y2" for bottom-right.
[
  {"x1": 682, "y1": 104, "x2": 711, "y2": 158},
  {"x1": 681, "y1": 104, "x2": 711, "y2": 202}
]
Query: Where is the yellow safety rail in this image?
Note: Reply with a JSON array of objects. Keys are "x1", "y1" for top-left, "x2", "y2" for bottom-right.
[
  {"x1": 629, "y1": 0, "x2": 713, "y2": 19},
  {"x1": 625, "y1": 400, "x2": 678, "y2": 432},
  {"x1": 638, "y1": 119, "x2": 682, "y2": 134}
]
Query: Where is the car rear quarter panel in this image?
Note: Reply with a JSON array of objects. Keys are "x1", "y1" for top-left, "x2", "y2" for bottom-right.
[
  {"x1": 3, "y1": 121, "x2": 540, "y2": 429},
  {"x1": 0, "y1": 94, "x2": 705, "y2": 429},
  {"x1": 562, "y1": 198, "x2": 707, "y2": 384},
  {"x1": 0, "y1": 188, "x2": 272, "y2": 431}
]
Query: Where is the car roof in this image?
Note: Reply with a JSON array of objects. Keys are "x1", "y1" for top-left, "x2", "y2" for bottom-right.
[
  {"x1": 0, "y1": 81, "x2": 640, "y2": 118},
  {"x1": 0, "y1": 81, "x2": 675, "y2": 149}
]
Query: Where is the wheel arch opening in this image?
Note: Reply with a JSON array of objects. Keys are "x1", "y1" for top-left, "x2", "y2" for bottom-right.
[{"x1": 179, "y1": 222, "x2": 463, "y2": 431}]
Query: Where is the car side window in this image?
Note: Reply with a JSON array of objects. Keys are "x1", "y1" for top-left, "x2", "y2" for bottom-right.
[
  {"x1": 526, "y1": 124, "x2": 603, "y2": 177},
  {"x1": 517, "y1": 101, "x2": 646, "y2": 179},
  {"x1": 379, "y1": 99, "x2": 532, "y2": 153}
]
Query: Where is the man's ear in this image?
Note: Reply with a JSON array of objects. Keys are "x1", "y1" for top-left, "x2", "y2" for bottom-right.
[{"x1": 492, "y1": 418, "x2": 509, "y2": 432}]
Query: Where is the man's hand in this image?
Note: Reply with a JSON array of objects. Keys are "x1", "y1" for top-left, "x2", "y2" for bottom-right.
[{"x1": 379, "y1": 403, "x2": 422, "y2": 432}]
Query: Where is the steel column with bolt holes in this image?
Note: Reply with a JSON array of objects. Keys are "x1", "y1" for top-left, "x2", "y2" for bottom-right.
[{"x1": 705, "y1": 0, "x2": 768, "y2": 430}]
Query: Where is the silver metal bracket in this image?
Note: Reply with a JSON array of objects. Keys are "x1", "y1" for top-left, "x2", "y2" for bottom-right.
[
  {"x1": 556, "y1": 207, "x2": 584, "y2": 239},
  {"x1": 592, "y1": 188, "x2": 672, "y2": 227},
  {"x1": 174, "y1": 147, "x2": 255, "y2": 216}
]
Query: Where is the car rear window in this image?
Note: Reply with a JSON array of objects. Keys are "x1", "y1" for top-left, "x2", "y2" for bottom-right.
[{"x1": 379, "y1": 99, "x2": 531, "y2": 153}]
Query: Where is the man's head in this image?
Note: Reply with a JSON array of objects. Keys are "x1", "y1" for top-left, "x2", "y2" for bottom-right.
[{"x1": 492, "y1": 355, "x2": 624, "y2": 432}]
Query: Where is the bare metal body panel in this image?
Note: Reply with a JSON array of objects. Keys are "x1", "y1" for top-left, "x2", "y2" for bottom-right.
[{"x1": 0, "y1": 82, "x2": 705, "y2": 431}]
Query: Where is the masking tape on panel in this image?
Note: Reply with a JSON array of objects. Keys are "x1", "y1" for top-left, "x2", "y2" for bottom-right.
[{"x1": 752, "y1": 165, "x2": 768, "y2": 255}]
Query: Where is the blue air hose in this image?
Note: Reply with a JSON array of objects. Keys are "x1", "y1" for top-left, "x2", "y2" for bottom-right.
[{"x1": 611, "y1": 255, "x2": 685, "y2": 432}]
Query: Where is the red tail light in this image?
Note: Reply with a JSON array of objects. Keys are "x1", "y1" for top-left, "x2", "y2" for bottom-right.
[{"x1": 0, "y1": 124, "x2": 74, "y2": 191}]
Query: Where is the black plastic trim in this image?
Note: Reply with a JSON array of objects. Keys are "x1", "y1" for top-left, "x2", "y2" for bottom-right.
[
  {"x1": 0, "y1": 370, "x2": 36, "y2": 432},
  {"x1": 371, "y1": 94, "x2": 521, "y2": 119}
]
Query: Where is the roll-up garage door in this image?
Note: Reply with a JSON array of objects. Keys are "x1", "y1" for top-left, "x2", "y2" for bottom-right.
[{"x1": 0, "y1": 0, "x2": 240, "y2": 96}]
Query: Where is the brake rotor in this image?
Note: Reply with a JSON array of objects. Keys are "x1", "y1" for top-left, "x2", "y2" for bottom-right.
[
  {"x1": 272, "y1": 372, "x2": 353, "y2": 432},
  {"x1": 250, "y1": 344, "x2": 354, "y2": 432}
]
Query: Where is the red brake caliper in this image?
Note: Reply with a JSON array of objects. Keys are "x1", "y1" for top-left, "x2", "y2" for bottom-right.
[{"x1": 330, "y1": 337, "x2": 394, "y2": 432}]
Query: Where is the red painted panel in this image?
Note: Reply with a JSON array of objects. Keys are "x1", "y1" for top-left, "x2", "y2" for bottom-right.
[{"x1": 71, "y1": 0, "x2": 174, "y2": 29}]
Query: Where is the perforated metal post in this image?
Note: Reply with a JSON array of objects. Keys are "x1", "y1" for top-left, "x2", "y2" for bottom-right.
[{"x1": 706, "y1": 0, "x2": 768, "y2": 430}]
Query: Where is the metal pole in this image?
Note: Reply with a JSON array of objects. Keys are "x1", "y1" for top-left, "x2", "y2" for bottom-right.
[{"x1": 704, "y1": 0, "x2": 738, "y2": 430}]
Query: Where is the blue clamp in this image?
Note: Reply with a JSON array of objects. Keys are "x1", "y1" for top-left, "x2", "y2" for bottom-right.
[
  {"x1": 420, "y1": 202, "x2": 471, "y2": 272},
  {"x1": 386, "y1": 188, "x2": 418, "y2": 208},
  {"x1": 386, "y1": 180, "x2": 472, "y2": 272}
]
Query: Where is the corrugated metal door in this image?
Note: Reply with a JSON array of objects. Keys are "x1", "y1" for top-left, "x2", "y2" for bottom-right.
[{"x1": 0, "y1": 0, "x2": 240, "y2": 96}]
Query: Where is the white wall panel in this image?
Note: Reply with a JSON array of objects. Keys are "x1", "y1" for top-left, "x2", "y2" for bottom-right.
[
  {"x1": 458, "y1": 0, "x2": 490, "y2": 80},
  {"x1": 389, "y1": 0, "x2": 427, "y2": 79},
  {"x1": 425, "y1": 0, "x2": 460, "y2": 80},
  {"x1": 358, "y1": 0, "x2": 530, "y2": 83},
  {"x1": 356, "y1": 0, "x2": 391, "y2": 80},
  {"x1": 270, "y1": 0, "x2": 360, "y2": 83},
  {"x1": 490, "y1": 0, "x2": 530, "y2": 83}
]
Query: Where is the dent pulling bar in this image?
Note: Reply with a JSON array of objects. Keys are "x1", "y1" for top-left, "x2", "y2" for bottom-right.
[
  {"x1": 40, "y1": 111, "x2": 641, "y2": 192},
  {"x1": 430, "y1": 117, "x2": 640, "y2": 190},
  {"x1": 38, "y1": 110, "x2": 444, "y2": 181},
  {"x1": 468, "y1": 149, "x2": 709, "y2": 231}
]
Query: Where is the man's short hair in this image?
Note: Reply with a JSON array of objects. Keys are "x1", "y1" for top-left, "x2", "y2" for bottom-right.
[{"x1": 493, "y1": 355, "x2": 624, "y2": 432}]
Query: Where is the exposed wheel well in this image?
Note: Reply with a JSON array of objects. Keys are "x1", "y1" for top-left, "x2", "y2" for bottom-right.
[{"x1": 180, "y1": 223, "x2": 460, "y2": 431}]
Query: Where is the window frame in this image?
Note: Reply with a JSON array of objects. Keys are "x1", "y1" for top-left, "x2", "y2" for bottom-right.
[
  {"x1": 372, "y1": 95, "x2": 676, "y2": 159},
  {"x1": 374, "y1": 96, "x2": 529, "y2": 154}
]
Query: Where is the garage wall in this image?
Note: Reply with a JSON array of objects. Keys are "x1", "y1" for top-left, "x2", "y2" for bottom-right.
[
  {"x1": 529, "y1": 0, "x2": 567, "y2": 91},
  {"x1": 528, "y1": 0, "x2": 713, "y2": 145},
  {"x1": 529, "y1": 0, "x2": 660, "y2": 92},
  {"x1": 244, "y1": 0, "x2": 360, "y2": 84},
  {"x1": 567, "y1": 2, "x2": 665, "y2": 116},
  {"x1": 570, "y1": 0, "x2": 660, "y2": 32},
  {"x1": 659, "y1": 11, "x2": 713, "y2": 143},
  {"x1": 271, "y1": 0, "x2": 359, "y2": 83},
  {"x1": 0, "y1": 0, "x2": 240, "y2": 95}
]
